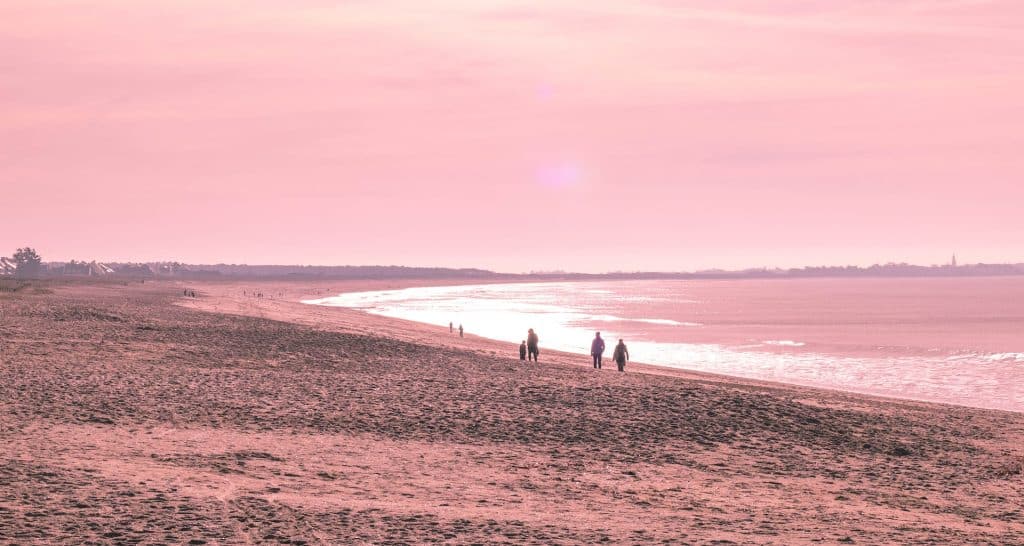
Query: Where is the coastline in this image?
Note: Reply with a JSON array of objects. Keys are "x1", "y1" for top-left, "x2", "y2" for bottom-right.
[
  {"x1": 5, "y1": 278, "x2": 1024, "y2": 544},
  {"x1": 183, "y1": 278, "x2": 1021, "y2": 414},
  {"x1": 178, "y1": 278, "x2": 855, "y2": 405}
]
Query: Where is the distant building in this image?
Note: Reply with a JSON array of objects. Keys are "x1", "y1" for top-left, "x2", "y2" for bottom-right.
[
  {"x1": 89, "y1": 262, "x2": 115, "y2": 276},
  {"x1": 115, "y1": 263, "x2": 156, "y2": 276},
  {"x1": 60, "y1": 261, "x2": 92, "y2": 275},
  {"x1": 951, "y1": 254, "x2": 957, "y2": 268},
  {"x1": 0, "y1": 257, "x2": 16, "y2": 276}
]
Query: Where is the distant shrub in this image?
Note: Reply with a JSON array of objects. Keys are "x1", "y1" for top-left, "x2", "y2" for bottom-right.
[{"x1": 0, "y1": 279, "x2": 30, "y2": 293}]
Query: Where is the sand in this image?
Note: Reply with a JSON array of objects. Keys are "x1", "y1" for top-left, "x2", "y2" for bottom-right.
[{"x1": 2, "y1": 278, "x2": 1024, "y2": 545}]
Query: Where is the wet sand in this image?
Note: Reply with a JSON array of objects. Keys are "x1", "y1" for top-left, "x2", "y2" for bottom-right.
[{"x1": 2, "y1": 279, "x2": 1024, "y2": 544}]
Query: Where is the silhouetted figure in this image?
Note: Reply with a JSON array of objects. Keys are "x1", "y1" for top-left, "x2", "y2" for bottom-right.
[
  {"x1": 527, "y1": 328, "x2": 539, "y2": 361},
  {"x1": 591, "y1": 332, "x2": 605, "y2": 369},
  {"x1": 184, "y1": 289, "x2": 188, "y2": 296},
  {"x1": 450, "y1": 322, "x2": 453, "y2": 333},
  {"x1": 613, "y1": 339, "x2": 629, "y2": 372},
  {"x1": 519, "y1": 341, "x2": 527, "y2": 360},
  {"x1": 459, "y1": 324, "x2": 464, "y2": 338}
]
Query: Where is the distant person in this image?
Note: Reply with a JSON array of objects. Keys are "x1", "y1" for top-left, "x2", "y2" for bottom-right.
[
  {"x1": 450, "y1": 322, "x2": 453, "y2": 333},
  {"x1": 612, "y1": 339, "x2": 629, "y2": 372},
  {"x1": 591, "y1": 332, "x2": 605, "y2": 369},
  {"x1": 459, "y1": 324, "x2": 464, "y2": 338},
  {"x1": 527, "y1": 328, "x2": 539, "y2": 361},
  {"x1": 519, "y1": 341, "x2": 527, "y2": 360}
]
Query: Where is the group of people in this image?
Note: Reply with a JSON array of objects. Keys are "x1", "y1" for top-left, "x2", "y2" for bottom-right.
[
  {"x1": 518, "y1": 330, "x2": 630, "y2": 372},
  {"x1": 448, "y1": 321, "x2": 630, "y2": 371}
]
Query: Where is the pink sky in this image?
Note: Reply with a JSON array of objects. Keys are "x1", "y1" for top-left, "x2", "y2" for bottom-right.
[{"x1": 3, "y1": 1, "x2": 1022, "y2": 272}]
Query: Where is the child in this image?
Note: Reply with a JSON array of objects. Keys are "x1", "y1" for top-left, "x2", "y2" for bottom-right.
[{"x1": 519, "y1": 341, "x2": 527, "y2": 360}]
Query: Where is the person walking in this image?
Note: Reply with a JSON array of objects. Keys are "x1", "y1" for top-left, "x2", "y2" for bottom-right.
[
  {"x1": 519, "y1": 341, "x2": 527, "y2": 360},
  {"x1": 591, "y1": 332, "x2": 605, "y2": 369},
  {"x1": 450, "y1": 322, "x2": 453, "y2": 333},
  {"x1": 612, "y1": 339, "x2": 629, "y2": 372},
  {"x1": 459, "y1": 324, "x2": 464, "y2": 338},
  {"x1": 526, "y1": 328, "x2": 539, "y2": 362}
]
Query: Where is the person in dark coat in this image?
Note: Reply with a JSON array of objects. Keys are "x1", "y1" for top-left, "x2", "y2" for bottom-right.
[
  {"x1": 519, "y1": 341, "x2": 527, "y2": 360},
  {"x1": 612, "y1": 339, "x2": 629, "y2": 372},
  {"x1": 591, "y1": 332, "x2": 605, "y2": 369},
  {"x1": 459, "y1": 324, "x2": 464, "y2": 337},
  {"x1": 526, "y1": 328, "x2": 539, "y2": 361}
]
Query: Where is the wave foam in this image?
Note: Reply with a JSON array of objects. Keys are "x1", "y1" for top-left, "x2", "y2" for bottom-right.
[
  {"x1": 763, "y1": 340, "x2": 807, "y2": 347},
  {"x1": 588, "y1": 315, "x2": 701, "y2": 327}
]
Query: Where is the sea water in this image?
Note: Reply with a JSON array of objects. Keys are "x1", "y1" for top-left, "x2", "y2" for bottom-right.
[{"x1": 304, "y1": 277, "x2": 1024, "y2": 412}]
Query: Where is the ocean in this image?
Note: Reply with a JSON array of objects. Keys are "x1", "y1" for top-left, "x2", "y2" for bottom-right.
[{"x1": 304, "y1": 277, "x2": 1024, "y2": 412}]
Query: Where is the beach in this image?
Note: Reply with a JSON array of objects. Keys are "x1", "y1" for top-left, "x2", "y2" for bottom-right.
[
  {"x1": 299, "y1": 278, "x2": 1024, "y2": 412},
  {"x1": 3, "y1": 279, "x2": 1024, "y2": 544}
]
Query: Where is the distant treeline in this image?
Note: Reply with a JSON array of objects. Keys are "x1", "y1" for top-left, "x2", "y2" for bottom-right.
[
  {"x1": 191, "y1": 262, "x2": 1024, "y2": 280},
  {"x1": 22, "y1": 261, "x2": 1024, "y2": 281},
  {"x1": 193, "y1": 264, "x2": 505, "y2": 279},
  {"x1": 561, "y1": 262, "x2": 1024, "y2": 281}
]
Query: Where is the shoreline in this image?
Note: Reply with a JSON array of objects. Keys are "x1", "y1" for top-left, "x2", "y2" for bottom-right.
[{"x1": 183, "y1": 277, "x2": 1021, "y2": 415}]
